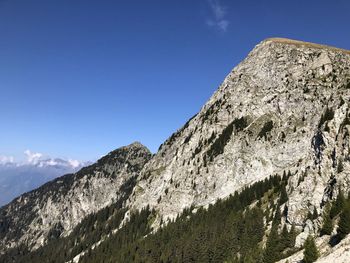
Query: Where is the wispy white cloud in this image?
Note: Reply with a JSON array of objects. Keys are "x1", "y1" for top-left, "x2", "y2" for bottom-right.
[
  {"x1": 206, "y1": 0, "x2": 229, "y2": 32},
  {"x1": 24, "y1": 150, "x2": 43, "y2": 165},
  {"x1": 0, "y1": 155, "x2": 14, "y2": 165},
  {"x1": 68, "y1": 159, "x2": 81, "y2": 169}
]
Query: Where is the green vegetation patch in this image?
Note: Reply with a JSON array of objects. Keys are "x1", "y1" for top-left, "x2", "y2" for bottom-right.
[
  {"x1": 257, "y1": 120, "x2": 274, "y2": 140},
  {"x1": 206, "y1": 117, "x2": 248, "y2": 160},
  {"x1": 318, "y1": 107, "x2": 334, "y2": 128}
]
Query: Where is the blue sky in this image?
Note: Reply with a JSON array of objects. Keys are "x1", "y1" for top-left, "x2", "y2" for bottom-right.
[{"x1": 1, "y1": 0, "x2": 349, "y2": 162}]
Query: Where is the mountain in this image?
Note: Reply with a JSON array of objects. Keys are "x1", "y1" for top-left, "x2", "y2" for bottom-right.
[
  {"x1": 1, "y1": 38, "x2": 350, "y2": 263},
  {"x1": 0, "y1": 142, "x2": 151, "y2": 253},
  {"x1": 0, "y1": 157, "x2": 88, "y2": 207},
  {"x1": 128, "y1": 37, "x2": 350, "y2": 228}
]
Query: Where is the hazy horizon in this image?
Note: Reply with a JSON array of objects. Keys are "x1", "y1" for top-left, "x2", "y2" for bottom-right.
[{"x1": 1, "y1": 0, "x2": 350, "y2": 162}]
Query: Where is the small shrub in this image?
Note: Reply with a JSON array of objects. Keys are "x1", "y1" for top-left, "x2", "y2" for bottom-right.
[
  {"x1": 345, "y1": 81, "x2": 350, "y2": 89},
  {"x1": 318, "y1": 107, "x2": 334, "y2": 128},
  {"x1": 337, "y1": 159, "x2": 344, "y2": 173},
  {"x1": 337, "y1": 203, "x2": 350, "y2": 240},
  {"x1": 232, "y1": 117, "x2": 248, "y2": 131},
  {"x1": 257, "y1": 121, "x2": 274, "y2": 139}
]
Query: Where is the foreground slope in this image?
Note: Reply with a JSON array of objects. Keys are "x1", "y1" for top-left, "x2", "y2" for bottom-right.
[{"x1": 0, "y1": 142, "x2": 151, "y2": 253}]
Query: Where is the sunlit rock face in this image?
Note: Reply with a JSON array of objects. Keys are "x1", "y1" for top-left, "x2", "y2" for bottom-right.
[
  {"x1": 128, "y1": 38, "x2": 350, "y2": 234},
  {"x1": 0, "y1": 142, "x2": 151, "y2": 252}
]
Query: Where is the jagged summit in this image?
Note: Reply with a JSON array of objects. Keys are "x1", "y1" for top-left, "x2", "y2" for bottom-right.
[
  {"x1": 123, "y1": 141, "x2": 147, "y2": 149},
  {"x1": 130, "y1": 141, "x2": 145, "y2": 146},
  {"x1": 262, "y1": 37, "x2": 350, "y2": 54},
  {"x1": 101, "y1": 142, "x2": 150, "y2": 162},
  {"x1": 104, "y1": 141, "x2": 149, "y2": 154},
  {"x1": 96, "y1": 141, "x2": 147, "y2": 157}
]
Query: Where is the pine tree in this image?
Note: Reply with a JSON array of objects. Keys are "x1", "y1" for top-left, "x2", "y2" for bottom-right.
[
  {"x1": 337, "y1": 203, "x2": 350, "y2": 240},
  {"x1": 306, "y1": 206, "x2": 318, "y2": 221},
  {"x1": 279, "y1": 184, "x2": 288, "y2": 205},
  {"x1": 286, "y1": 223, "x2": 297, "y2": 248},
  {"x1": 312, "y1": 207, "x2": 318, "y2": 220},
  {"x1": 337, "y1": 159, "x2": 344, "y2": 173},
  {"x1": 303, "y1": 235, "x2": 319, "y2": 263},
  {"x1": 263, "y1": 202, "x2": 285, "y2": 263},
  {"x1": 282, "y1": 204, "x2": 288, "y2": 218},
  {"x1": 280, "y1": 224, "x2": 289, "y2": 250},
  {"x1": 320, "y1": 205, "x2": 333, "y2": 236},
  {"x1": 330, "y1": 189, "x2": 345, "y2": 219},
  {"x1": 263, "y1": 225, "x2": 281, "y2": 263},
  {"x1": 307, "y1": 210, "x2": 312, "y2": 221},
  {"x1": 243, "y1": 254, "x2": 255, "y2": 263},
  {"x1": 282, "y1": 170, "x2": 287, "y2": 181},
  {"x1": 272, "y1": 207, "x2": 281, "y2": 226}
]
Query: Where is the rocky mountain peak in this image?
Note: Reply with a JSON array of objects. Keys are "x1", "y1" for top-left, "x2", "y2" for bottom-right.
[
  {"x1": 107, "y1": 141, "x2": 148, "y2": 153},
  {"x1": 98, "y1": 141, "x2": 150, "y2": 159},
  {"x1": 127, "y1": 37, "x2": 350, "y2": 232},
  {"x1": 127, "y1": 141, "x2": 148, "y2": 148},
  {"x1": 95, "y1": 141, "x2": 151, "y2": 171}
]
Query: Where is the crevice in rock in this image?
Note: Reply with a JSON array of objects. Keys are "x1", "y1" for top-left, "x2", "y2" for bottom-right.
[{"x1": 312, "y1": 130, "x2": 325, "y2": 165}]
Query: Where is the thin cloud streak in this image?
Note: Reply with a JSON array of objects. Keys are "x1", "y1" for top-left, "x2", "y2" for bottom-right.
[{"x1": 206, "y1": 0, "x2": 229, "y2": 32}]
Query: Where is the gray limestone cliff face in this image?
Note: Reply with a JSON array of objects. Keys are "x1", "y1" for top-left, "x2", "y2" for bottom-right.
[
  {"x1": 127, "y1": 38, "x2": 350, "y2": 233},
  {"x1": 0, "y1": 142, "x2": 151, "y2": 252}
]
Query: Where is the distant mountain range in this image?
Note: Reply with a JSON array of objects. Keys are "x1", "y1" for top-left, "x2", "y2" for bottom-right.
[{"x1": 0, "y1": 155, "x2": 89, "y2": 207}]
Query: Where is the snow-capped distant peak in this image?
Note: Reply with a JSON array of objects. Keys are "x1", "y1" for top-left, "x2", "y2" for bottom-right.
[
  {"x1": 0, "y1": 150, "x2": 88, "y2": 170},
  {"x1": 0, "y1": 151, "x2": 90, "y2": 207}
]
